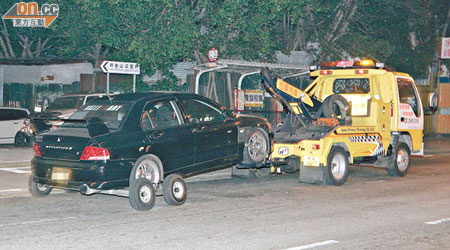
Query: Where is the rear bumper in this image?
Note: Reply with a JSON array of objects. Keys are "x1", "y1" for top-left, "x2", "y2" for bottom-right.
[{"x1": 31, "y1": 157, "x2": 131, "y2": 190}]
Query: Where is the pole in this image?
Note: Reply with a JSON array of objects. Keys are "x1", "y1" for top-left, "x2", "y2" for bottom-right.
[
  {"x1": 133, "y1": 74, "x2": 136, "y2": 93},
  {"x1": 106, "y1": 73, "x2": 110, "y2": 94}
]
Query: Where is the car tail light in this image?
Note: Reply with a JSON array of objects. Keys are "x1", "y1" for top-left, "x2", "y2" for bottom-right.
[
  {"x1": 33, "y1": 143, "x2": 42, "y2": 157},
  {"x1": 312, "y1": 144, "x2": 320, "y2": 150},
  {"x1": 80, "y1": 146, "x2": 110, "y2": 161}
]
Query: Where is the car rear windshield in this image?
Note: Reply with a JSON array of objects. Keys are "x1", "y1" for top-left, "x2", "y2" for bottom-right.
[
  {"x1": 68, "y1": 103, "x2": 131, "y2": 129},
  {"x1": 48, "y1": 96, "x2": 84, "y2": 110}
]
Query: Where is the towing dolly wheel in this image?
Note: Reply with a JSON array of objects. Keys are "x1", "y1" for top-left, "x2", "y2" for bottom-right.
[
  {"x1": 386, "y1": 143, "x2": 410, "y2": 177},
  {"x1": 162, "y1": 174, "x2": 187, "y2": 206},
  {"x1": 243, "y1": 129, "x2": 269, "y2": 164},
  {"x1": 324, "y1": 147, "x2": 349, "y2": 186},
  {"x1": 129, "y1": 178, "x2": 156, "y2": 211},
  {"x1": 28, "y1": 175, "x2": 52, "y2": 197}
]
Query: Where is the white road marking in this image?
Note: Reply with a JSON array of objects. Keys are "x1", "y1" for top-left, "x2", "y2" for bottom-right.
[
  {"x1": 423, "y1": 153, "x2": 450, "y2": 158},
  {"x1": 187, "y1": 172, "x2": 231, "y2": 182},
  {"x1": 0, "y1": 190, "x2": 65, "y2": 199},
  {"x1": 0, "y1": 189, "x2": 23, "y2": 193},
  {"x1": 0, "y1": 217, "x2": 76, "y2": 227},
  {"x1": 0, "y1": 194, "x2": 31, "y2": 199},
  {"x1": 0, "y1": 167, "x2": 31, "y2": 174},
  {"x1": 425, "y1": 218, "x2": 450, "y2": 225},
  {"x1": 285, "y1": 240, "x2": 339, "y2": 250}
]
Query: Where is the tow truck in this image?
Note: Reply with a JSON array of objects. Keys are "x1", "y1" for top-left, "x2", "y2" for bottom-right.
[{"x1": 261, "y1": 59, "x2": 434, "y2": 185}]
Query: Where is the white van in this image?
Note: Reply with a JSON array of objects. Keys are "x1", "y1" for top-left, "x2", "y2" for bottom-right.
[{"x1": 0, "y1": 107, "x2": 32, "y2": 146}]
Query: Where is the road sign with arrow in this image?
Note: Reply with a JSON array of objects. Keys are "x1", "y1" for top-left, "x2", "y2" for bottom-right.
[{"x1": 100, "y1": 61, "x2": 140, "y2": 75}]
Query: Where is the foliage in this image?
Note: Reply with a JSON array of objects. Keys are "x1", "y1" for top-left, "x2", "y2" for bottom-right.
[{"x1": 1, "y1": 0, "x2": 449, "y2": 81}]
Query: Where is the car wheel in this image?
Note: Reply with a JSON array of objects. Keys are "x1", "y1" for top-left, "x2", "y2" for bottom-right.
[
  {"x1": 386, "y1": 143, "x2": 410, "y2": 177},
  {"x1": 130, "y1": 155, "x2": 162, "y2": 190},
  {"x1": 162, "y1": 174, "x2": 187, "y2": 206},
  {"x1": 324, "y1": 147, "x2": 349, "y2": 186},
  {"x1": 14, "y1": 132, "x2": 30, "y2": 147},
  {"x1": 129, "y1": 178, "x2": 156, "y2": 211},
  {"x1": 243, "y1": 129, "x2": 269, "y2": 164},
  {"x1": 28, "y1": 175, "x2": 52, "y2": 197}
]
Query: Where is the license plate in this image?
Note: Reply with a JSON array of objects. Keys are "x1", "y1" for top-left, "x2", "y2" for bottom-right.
[
  {"x1": 303, "y1": 156, "x2": 320, "y2": 167},
  {"x1": 51, "y1": 167, "x2": 71, "y2": 182}
]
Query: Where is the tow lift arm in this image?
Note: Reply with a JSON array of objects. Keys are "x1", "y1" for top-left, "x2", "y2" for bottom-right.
[{"x1": 260, "y1": 67, "x2": 322, "y2": 126}]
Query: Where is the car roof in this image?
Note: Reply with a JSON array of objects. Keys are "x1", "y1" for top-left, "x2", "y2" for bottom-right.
[
  {"x1": 0, "y1": 107, "x2": 30, "y2": 113},
  {"x1": 59, "y1": 93, "x2": 107, "y2": 97},
  {"x1": 99, "y1": 91, "x2": 200, "y2": 102}
]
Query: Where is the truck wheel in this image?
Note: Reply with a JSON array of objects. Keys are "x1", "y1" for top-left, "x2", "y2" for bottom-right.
[
  {"x1": 129, "y1": 178, "x2": 156, "y2": 211},
  {"x1": 28, "y1": 175, "x2": 52, "y2": 197},
  {"x1": 386, "y1": 143, "x2": 410, "y2": 177},
  {"x1": 163, "y1": 174, "x2": 187, "y2": 206},
  {"x1": 282, "y1": 157, "x2": 300, "y2": 173},
  {"x1": 324, "y1": 147, "x2": 349, "y2": 186},
  {"x1": 243, "y1": 129, "x2": 269, "y2": 164}
]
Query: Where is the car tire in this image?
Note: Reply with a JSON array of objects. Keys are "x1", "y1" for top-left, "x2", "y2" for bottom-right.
[
  {"x1": 162, "y1": 174, "x2": 187, "y2": 206},
  {"x1": 322, "y1": 94, "x2": 351, "y2": 123},
  {"x1": 324, "y1": 147, "x2": 349, "y2": 186},
  {"x1": 386, "y1": 143, "x2": 410, "y2": 177},
  {"x1": 129, "y1": 155, "x2": 162, "y2": 191},
  {"x1": 28, "y1": 175, "x2": 52, "y2": 197},
  {"x1": 129, "y1": 178, "x2": 156, "y2": 211},
  {"x1": 14, "y1": 132, "x2": 30, "y2": 147},
  {"x1": 243, "y1": 128, "x2": 269, "y2": 164}
]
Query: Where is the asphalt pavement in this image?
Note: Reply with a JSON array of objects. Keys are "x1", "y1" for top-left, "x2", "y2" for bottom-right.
[{"x1": 0, "y1": 137, "x2": 449, "y2": 249}]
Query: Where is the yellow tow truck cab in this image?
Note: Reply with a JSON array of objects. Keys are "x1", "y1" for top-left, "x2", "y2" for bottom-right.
[{"x1": 268, "y1": 60, "x2": 424, "y2": 185}]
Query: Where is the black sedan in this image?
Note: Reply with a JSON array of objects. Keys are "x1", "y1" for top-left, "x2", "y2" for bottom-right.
[{"x1": 29, "y1": 92, "x2": 272, "y2": 210}]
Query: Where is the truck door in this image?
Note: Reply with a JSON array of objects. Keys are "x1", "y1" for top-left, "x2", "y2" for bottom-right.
[{"x1": 396, "y1": 77, "x2": 423, "y2": 131}]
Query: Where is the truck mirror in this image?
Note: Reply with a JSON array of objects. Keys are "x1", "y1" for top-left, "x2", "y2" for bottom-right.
[{"x1": 428, "y1": 92, "x2": 438, "y2": 111}]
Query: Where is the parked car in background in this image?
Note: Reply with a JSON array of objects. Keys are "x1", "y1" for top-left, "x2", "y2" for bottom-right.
[
  {"x1": 45, "y1": 93, "x2": 107, "y2": 118},
  {"x1": 0, "y1": 107, "x2": 32, "y2": 146},
  {"x1": 30, "y1": 92, "x2": 272, "y2": 211}
]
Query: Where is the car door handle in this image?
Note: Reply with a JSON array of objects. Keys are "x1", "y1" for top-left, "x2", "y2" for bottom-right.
[
  {"x1": 13, "y1": 122, "x2": 19, "y2": 124},
  {"x1": 192, "y1": 126, "x2": 206, "y2": 133},
  {"x1": 227, "y1": 130, "x2": 232, "y2": 134},
  {"x1": 149, "y1": 132, "x2": 163, "y2": 139}
]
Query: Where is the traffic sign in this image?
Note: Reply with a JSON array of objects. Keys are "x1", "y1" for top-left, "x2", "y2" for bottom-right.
[
  {"x1": 100, "y1": 60, "x2": 140, "y2": 75},
  {"x1": 208, "y1": 47, "x2": 219, "y2": 62},
  {"x1": 440, "y1": 37, "x2": 450, "y2": 59}
]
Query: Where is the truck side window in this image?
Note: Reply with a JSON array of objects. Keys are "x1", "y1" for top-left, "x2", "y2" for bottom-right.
[{"x1": 397, "y1": 78, "x2": 419, "y2": 117}]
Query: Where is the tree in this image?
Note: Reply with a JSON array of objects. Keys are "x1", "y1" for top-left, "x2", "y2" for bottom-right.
[{"x1": 0, "y1": 0, "x2": 57, "y2": 58}]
